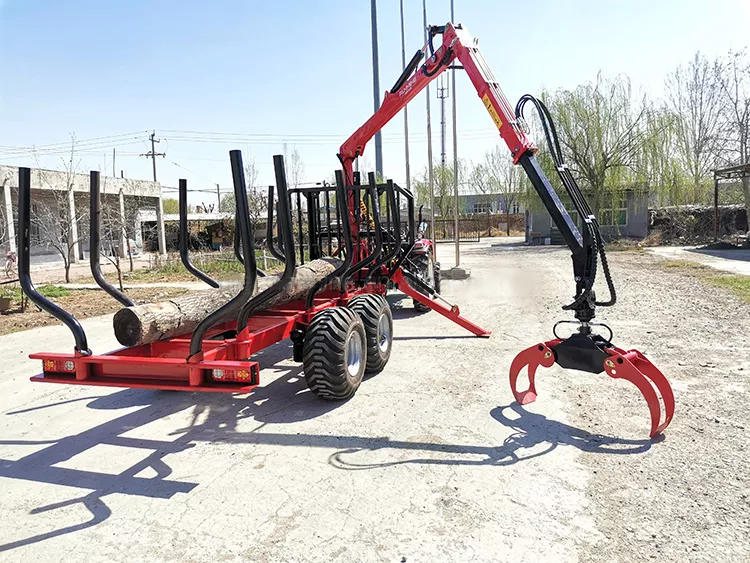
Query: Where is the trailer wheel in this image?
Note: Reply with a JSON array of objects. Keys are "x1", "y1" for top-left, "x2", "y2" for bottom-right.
[
  {"x1": 303, "y1": 307, "x2": 367, "y2": 400},
  {"x1": 347, "y1": 294, "x2": 393, "y2": 375}
]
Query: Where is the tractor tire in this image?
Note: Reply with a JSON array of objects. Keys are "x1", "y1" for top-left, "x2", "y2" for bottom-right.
[
  {"x1": 412, "y1": 251, "x2": 436, "y2": 313},
  {"x1": 434, "y1": 261, "x2": 441, "y2": 295},
  {"x1": 347, "y1": 294, "x2": 393, "y2": 375},
  {"x1": 302, "y1": 306, "x2": 367, "y2": 400}
]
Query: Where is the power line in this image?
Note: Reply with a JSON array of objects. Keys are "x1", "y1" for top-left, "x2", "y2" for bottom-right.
[{"x1": 0, "y1": 131, "x2": 149, "y2": 155}]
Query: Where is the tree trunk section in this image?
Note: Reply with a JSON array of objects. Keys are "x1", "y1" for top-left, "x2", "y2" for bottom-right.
[{"x1": 113, "y1": 257, "x2": 342, "y2": 347}]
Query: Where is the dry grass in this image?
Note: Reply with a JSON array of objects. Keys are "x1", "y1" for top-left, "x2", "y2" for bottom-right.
[
  {"x1": 657, "y1": 258, "x2": 750, "y2": 302},
  {"x1": 604, "y1": 239, "x2": 646, "y2": 253},
  {"x1": 0, "y1": 286, "x2": 190, "y2": 335}
]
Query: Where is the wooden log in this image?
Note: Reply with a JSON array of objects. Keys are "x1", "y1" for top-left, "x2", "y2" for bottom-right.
[{"x1": 113, "y1": 258, "x2": 342, "y2": 347}]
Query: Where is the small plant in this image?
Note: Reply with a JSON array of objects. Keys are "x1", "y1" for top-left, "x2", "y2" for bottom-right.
[
  {"x1": 38, "y1": 284, "x2": 71, "y2": 298},
  {"x1": 707, "y1": 275, "x2": 750, "y2": 302}
]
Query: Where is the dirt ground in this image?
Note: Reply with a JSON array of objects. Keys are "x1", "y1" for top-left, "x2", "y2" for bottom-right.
[
  {"x1": 471, "y1": 244, "x2": 749, "y2": 562},
  {"x1": 0, "y1": 240, "x2": 747, "y2": 562},
  {"x1": 0, "y1": 287, "x2": 189, "y2": 336}
]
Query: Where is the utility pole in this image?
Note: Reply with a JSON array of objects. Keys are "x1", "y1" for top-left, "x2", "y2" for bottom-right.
[
  {"x1": 112, "y1": 148, "x2": 116, "y2": 177},
  {"x1": 437, "y1": 75, "x2": 449, "y2": 167},
  {"x1": 142, "y1": 131, "x2": 165, "y2": 182},
  {"x1": 423, "y1": 0, "x2": 435, "y2": 254},
  {"x1": 216, "y1": 183, "x2": 221, "y2": 211},
  {"x1": 400, "y1": 0, "x2": 411, "y2": 193},
  {"x1": 451, "y1": 0, "x2": 460, "y2": 267},
  {"x1": 141, "y1": 131, "x2": 167, "y2": 255},
  {"x1": 370, "y1": 0, "x2": 383, "y2": 177}
]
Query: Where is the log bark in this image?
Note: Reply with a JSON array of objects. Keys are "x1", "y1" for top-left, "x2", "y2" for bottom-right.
[{"x1": 113, "y1": 258, "x2": 342, "y2": 347}]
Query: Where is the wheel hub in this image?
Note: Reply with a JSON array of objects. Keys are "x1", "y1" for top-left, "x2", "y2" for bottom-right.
[
  {"x1": 377, "y1": 312, "x2": 391, "y2": 354},
  {"x1": 345, "y1": 332, "x2": 363, "y2": 378}
]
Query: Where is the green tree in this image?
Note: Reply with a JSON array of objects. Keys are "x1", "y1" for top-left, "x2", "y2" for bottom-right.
[
  {"x1": 545, "y1": 74, "x2": 650, "y2": 213},
  {"x1": 162, "y1": 198, "x2": 179, "y2": 214}
]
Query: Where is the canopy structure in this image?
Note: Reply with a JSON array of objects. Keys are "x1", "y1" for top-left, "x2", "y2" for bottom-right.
[{"x1": 714, "y1": 163, "x2": 750, "y2": 240}]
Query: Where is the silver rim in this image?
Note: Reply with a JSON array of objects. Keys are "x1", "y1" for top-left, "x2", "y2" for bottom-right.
[
  {"x1": 345, "y1": 331, "x2": 363, "y2": 378},
  {"x1": 377, "y1": 313, "x2": 391, "y2": 354}
]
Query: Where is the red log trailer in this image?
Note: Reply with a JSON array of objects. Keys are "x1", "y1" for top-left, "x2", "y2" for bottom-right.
[{"x1": 22, "y1": 22, "x2": 673, "y2": 437}]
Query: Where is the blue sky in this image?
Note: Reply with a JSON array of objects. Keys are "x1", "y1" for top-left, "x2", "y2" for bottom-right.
[{"x1": 1, "y1": 0, "x2": 749, "y2": 205}]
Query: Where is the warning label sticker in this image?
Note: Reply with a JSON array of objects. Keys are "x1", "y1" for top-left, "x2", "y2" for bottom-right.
[{"x1": 482, "y1": 94, "x2": 503, "y2": 131}]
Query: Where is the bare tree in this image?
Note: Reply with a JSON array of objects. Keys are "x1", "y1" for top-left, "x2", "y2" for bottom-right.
[
  {"x1": 282, "y1": 143, "x2": 305, "y2": 189},
  {"x1": 98, "y1": 180, "x2": 127, "y2": 291},
  {"x1": 714, "y1": 49, "x2": 750, "y2": 219},
  {"x1": 665, "y1": 52, "x2": 722, "y2": 203},
  {"x1": 484, "y1": 145, "x2": 523, "y2": 235},
  {"x1": 33, "y1": 136, "x2": 88, "y2": 283},
  {"x1": 219, "y1": 154, "x2": 266, "y2": 223},
  {"x1": 467, "y1": 161, "x2": 493, "y2": 236}
]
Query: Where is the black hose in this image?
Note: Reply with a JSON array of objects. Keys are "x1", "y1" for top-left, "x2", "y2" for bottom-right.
[{"x1": 516, "y1": 95, "x2": 616, "y2": 308}]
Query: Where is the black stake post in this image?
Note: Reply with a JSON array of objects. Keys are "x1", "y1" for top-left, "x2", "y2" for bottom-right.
[
  {"x1": 305, "y1": 170, "x2": 355, "y2": 308},
  {"x1": 233, "y1": 198, "x2": 244, "y2": 266},
  {"x1": 237, "y1": 155, "x2": 296, "y2": 329},
  {"x1": 343, "y1": 172, "x2": 383, "y2": 283},
  {"x1": 89, "y1": 171, "x2": 136, "y2": 307},
  {"x1": 266, "y1": 185, "x2": 286, "y2": 263},
  {"x1": 389, "y1": 182, "x2": 417, "y2": 274},
  {"x1": 189, "y1": 150, "x2": 257, "y2": 358},
  {"x1": 178, "y1": 179, "x2": 219, "y2": 288},
  {"x1": 366, "y1": 178, "x2": 400, "y2": 283},
  {"x1": 17, "y1": 167, "x2": 91, "y2": 354}
]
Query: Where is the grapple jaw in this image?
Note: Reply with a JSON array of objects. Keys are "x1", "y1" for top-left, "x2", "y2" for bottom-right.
[{"x1": 510, "y1": 328, "x2": 674, "y2": 438}]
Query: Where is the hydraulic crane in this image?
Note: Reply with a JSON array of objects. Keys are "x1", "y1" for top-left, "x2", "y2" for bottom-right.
[{"x1": 338, "y1": 23, "x2": 674, "y2": 437}]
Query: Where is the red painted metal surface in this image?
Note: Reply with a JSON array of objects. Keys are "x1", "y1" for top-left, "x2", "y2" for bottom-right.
[
  {"x1": 391, "y1": 268, "x2": 490, "y2": 337},
  {"x1": 509, "y1": 339, "x2": 675, "y2": 438},
  {"x1": 29, "y1": 288, "x2": 377, "y2": 393},
  {"x1": 339, "y1": 23, "x2": 536, "y2": 185}
]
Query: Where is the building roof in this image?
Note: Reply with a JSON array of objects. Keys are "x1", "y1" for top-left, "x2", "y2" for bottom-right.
[{"x1": 0, "y1": 164, "x2": 161, "y2": 198}]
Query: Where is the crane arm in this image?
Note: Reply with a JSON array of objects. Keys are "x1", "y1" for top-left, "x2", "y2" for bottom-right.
[
  {"x1": 339, "y1": 23, "x2": 612, "y2": 321},
  {"x1": 339, "y1": 24, "x2": 583, "y2": 253}
]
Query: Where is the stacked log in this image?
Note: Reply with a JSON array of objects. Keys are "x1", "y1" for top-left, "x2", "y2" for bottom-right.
[{"x1": 113, "y1": 257, "x2": 342, "y2": 347}]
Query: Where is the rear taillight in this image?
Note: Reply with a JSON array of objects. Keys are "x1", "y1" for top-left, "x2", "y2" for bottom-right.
[
  {"x1": 211, "y1": 368, "x2": 252, "y2": 382},
  {"x1": 43, "y1": 359, "x2": 76, "y2": 372}
]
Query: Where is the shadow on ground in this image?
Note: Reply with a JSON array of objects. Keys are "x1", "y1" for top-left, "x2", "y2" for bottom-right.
[
  {"x1": 0, "y1": 339, "x2": 652, "y2": 553},
  {"x1": 688, "y1": 248, "x2": 750, "y2": 262}
]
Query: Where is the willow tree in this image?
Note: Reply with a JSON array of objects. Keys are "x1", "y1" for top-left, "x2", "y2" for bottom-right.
[
  {"x1": 545, "y1": 74, "x2": 649, "y2": 212},
  {"x1": 635, "y1": 108, "x2": 687, "y2": 207}
]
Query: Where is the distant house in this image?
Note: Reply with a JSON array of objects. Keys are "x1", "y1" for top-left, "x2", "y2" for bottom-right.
[
  {"x1": 525, "y1": 189, "x2": 649, "y2": 244},
  {"x1": 458, "y1": 193, "x2": 523, "y2": 215},
  {"x1": 448, "y1": 181, "x2": 524, "y2": 216},
  {"x1": 0, "y1": 164, "x2": 165, "y2": 263}
]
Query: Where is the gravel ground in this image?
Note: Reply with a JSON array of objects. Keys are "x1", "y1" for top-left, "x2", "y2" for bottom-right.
[
  {"x1": 459, "y1": 242, "x2": 749, "y2": 563},
  {"x1": 0, "y1": 240, "x2": 747, "y2": 562}
]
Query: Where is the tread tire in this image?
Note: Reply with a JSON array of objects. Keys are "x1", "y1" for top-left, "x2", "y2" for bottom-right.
[
  {"x1": 412, "y1": 251, "x2": 436, "y2": 313},
  {"x1": 347, "y1": 294, "x2": 393, "y2": 375},
  {"x1": 303, "y1": 306, "x2": 367, "y2": 400}
]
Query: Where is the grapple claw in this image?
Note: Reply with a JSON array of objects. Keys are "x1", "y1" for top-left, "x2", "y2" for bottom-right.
[
  {"x1": 603, "y1": 348, "x2": 675, "y2": 438},
  {"x1": 509, "y1": 331, "x2": 675, "y2": 439},
  {"x1": 509, "y1": 341, "x2": 558, "y2": 405}
]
